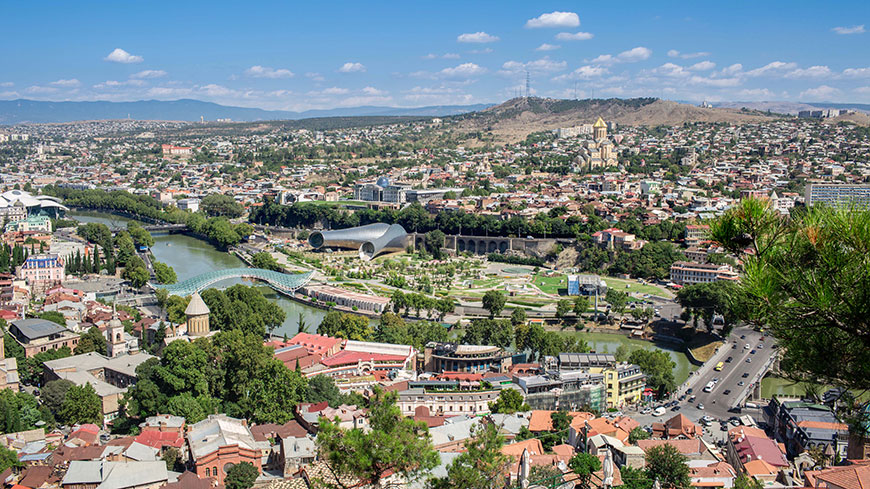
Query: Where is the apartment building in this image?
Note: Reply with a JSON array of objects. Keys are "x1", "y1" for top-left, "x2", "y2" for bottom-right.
[
  {"x1": 804, "y1": 184, "x2": 870, "y2": 209},
  {"x1": 670, "y1": 261, "x2": 739, "y2": 286}
]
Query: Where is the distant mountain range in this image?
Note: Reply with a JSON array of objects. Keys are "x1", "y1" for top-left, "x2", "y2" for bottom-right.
[
  {"x1": 0, "y1": 99, "x2": 492, "y2": 125},
  {"x1": 710, "y1": 101, "x2": 870, "y2": 115}
]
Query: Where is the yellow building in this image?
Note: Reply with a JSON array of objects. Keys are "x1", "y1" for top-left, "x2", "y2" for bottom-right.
[
  {"x1": 576, "y1": 117, "x2": 617, "y2": 170},
  {"x1": 590, "y1": 364, "x2": 646, "y2": 408},
  {"x1": 185, "y1": 292, "x2": 210, "y2": 336}
]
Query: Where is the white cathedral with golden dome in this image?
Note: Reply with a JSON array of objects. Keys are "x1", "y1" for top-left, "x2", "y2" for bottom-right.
[{"x1": 575, "y1": 117, "x2": 618, "y2": 170}]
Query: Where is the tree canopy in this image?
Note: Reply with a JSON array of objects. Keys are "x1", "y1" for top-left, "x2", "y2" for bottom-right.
[
  {"x1": 317, "y1": 387, "x2": 438, "y2": 487},
  {"x1": 318, "y1": 310, "x2": 374, "y2": 341}
]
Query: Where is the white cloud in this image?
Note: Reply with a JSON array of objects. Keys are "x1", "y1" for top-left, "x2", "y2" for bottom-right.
[
  {"x1": 104, "y1": 48, "x2": 143, "y2": 64},
  {"x1": 424, "y1": 53, "x2": 460, "y2": 60},
  {"x1": 362, "y1": 86, "x2": 388, "y2": 96},
  {"x1": 688, "y1": 75, "x2": 740, "y2": 87},
  {"x1": 832, "y1": 25, "x2": 865, "y2": 35},
  {"x1": 131, "y1": 70, "x2": 167, "y2": 79},
  {"x1": 654, "y1": 63, "x2": 690, "y2": 77},
  {"x1": 667, "y1": 50, "x2": 710, "y2": 59},
  {"x1": 536, "y1": 43, "x2": 560, "y2": 51},
  {"x1": 800, "y1": 85, "x2": 841, "y2": 100},
  {"x1": 855, "y1": 86, "x2": 870, "y2": 94},
  {"x1": 93, "y1": 79, "x2": 146, "y2": 89},
  {"x1": 438, "y1": 62, "x2": 487, "y2": 79},
  {"x1": 500, "y1": 57, "x2": 567, "y2": 75},
  {"x1": 305, "y1": 72, "x2": 325, "y2": 81},
  {"x1": 457, "y1": 32, "x2": 499, "y2": 43},
  {"x1": 245, "y1": 65, "x2": 295, "y2": 78},
  {"x1": 555, "y1": 31, "x2": 594, "y2": 41},
  {"x1": 404, "y1": 85, "x2": 473, "y2": 104},
  {"x1": 469, "y1": 48, "x2": 494, "y2": 54},
  {"x1": 721, "y1": 63, "x2": 743, "y2": 76},
  {"x1": 745, "y1": 61, "x2": 797, "y2": 77},
  {"x1": 843, "y1": 67, "x2": 870, "y2": 78},
  {"x1": 0, "y1": 82, "x2": 12, "y2": 88},
  {"x1": 50, "y1": 78, "x2": 80, "y2": 87},
  {"x1": 737, "y1": 88, "x2": 776, "y2": 99},
  {"x1": 526, "y1": 11, "x2": 580, "y2": 28},
  {"x1": 338, "y1": 62, "x2": 366, "y2": 73},
  {"x1": 784, "y1": 65, "x2": 832, "y2": 79},
  {"x1": 552, "y1": 65, "x2": 609, "y2": 82},
  {"x1": 589, "y1": 54, "x2": 615, "y2": 64},
  {"x1": 309, "y1": 87, "x2": 350, "y2": 95},
  {"x1": 618, "y1": 47, "x2": 652, "y2": 62},
  {"x1": 689, "y1": 61, "x2": 716, "y2": 71},
  {"x1": 25, "y1": 86, "x2": 59, "y2": 94}
]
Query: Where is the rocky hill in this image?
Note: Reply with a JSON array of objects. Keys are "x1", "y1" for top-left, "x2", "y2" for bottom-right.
[{"x1": 453, "y1": 97, "x2": 776, "y2": 142}]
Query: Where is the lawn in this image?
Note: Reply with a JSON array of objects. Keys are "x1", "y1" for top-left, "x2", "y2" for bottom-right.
[
  {"x1": 603, "y1": 277, "x2": 673, "y2": 298},
  {"x1": 532, "y1": 273, "x2": 567, "y2": 295}
]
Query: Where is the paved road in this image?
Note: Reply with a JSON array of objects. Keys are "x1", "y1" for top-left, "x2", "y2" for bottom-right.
[{"x1": 621, "y1": 326, "x2": 777, "y2": 443}]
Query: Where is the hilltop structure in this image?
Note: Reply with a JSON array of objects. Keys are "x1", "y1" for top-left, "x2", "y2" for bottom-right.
[{"x1": 575, "y1": 117, "x2": 618, "y2": 170}]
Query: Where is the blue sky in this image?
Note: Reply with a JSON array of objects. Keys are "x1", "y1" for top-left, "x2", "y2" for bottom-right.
[{"x1": 2, "y1": 1, "x2": 869, "y2": 110}]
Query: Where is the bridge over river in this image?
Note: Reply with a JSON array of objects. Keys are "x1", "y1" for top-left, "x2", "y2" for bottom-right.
[{"x1": 151, "y1": 268, "x2": 314, "y2": 297}]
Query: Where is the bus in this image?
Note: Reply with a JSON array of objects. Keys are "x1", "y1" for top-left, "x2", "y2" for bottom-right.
[
  {"x1": 714, "y1": 362, "x2": 724, "y2": 371},
  {"x1": 703, "y1": 381, "x2": 715, "y2": 393}
]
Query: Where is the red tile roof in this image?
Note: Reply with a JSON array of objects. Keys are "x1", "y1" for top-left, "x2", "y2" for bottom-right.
[{"x1": 320, "y1": 350, "x2": 408, "y2": 367}]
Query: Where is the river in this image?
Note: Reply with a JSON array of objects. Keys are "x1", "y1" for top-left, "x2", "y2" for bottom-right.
[{"x1": 69, "y1": 211, "x2": 327, "y2": 337}]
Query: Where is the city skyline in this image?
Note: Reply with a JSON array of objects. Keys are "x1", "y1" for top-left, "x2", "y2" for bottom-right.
[{"x1": 2, "y1": 1, "x2": 869, "y2": 111}]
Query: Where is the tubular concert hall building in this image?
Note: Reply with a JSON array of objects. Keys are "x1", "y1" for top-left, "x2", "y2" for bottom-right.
[{"x1": 308, "y1": 223, "x2": 408, "y2": 261}]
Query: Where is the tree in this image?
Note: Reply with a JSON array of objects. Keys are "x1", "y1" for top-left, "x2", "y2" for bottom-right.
[
  {"x1": 41, "y1": 379, "x2": 75, "y2": 415},
  {"x1": 510, "y1": 307, "x2": 527, "y2": 326},
  {"x1": 201, "y1": 194, "x2": 245, "y2": 218},
  {"x1": 569, "y1": 452, "x2": 602, "y2": 489},
  {"x1": 304, "y1": 374, "x2": 343, "y2": 407},
  {"x1": 251, "y1": 252, "x2": 281, "y2": 271},
  {"x1": 58, "y1": 383, "x2": 102, "y2": 426},
  {"x1": 606, "y1": 288, "x2": 629, "y2": 315},
  {"x1": 629, "y1": 350, "x2": 677, "y2": 397},
  {"x1": 153, "y1": 261, "x2": 177, "y2": 284},
  {"x1": 488, "y1": 388, "x2": 529, "y2": 414},
  {"x1": 711, "y1": 201, "x2": 870, "y2": 391},
  {"x1": 424, "y1": 230, "x2": 446, "y2": 259},
  {"x1": 556, "y1": 299, "x2": 572, "y2": 320},
  {"x1": 317, "y1": 387, "x2": 438, "y2": 487},
  {"x1": 318, "y1": 311, "x2": 373, "y2": 341},
  {"x1": 462, "y1": 318, "x2": 513, "y2": 349},
  {"x1": 645, "y1": 444, "x2": 690, "y2": 489},
  {"x1": 75, "y1": 327, "x2": 107, "y2": 355},
  {"x1": 574, "y1": 296, "x2": 589, "y2": 316},
  {"x1": 38, "y1": 311, "x2": 66, "y2": 326},
  {"x1": 629, "y1": 426, "x2": 650, "y2": 444},
  {"x1": 123, "y1": 262, "x2": 150, "y2": 288},
  {"x1": 620, "y1": 465, "x2": 654, "y2": 489},
  {"x1": 224, "y1": 461, "x2": 259, "y2": 489},
  {"x1": 482, "y1": 290, "x2": 506, "y2": 318},
  {"x1": 676, "y1": 281, "x2": 747, "y2": 334},
  {"x1": 615, "y1": 344, "x2": 630, "y2": 363},
  {"x1": 734, "y1": 474, "x2": 764, "y2": 489},
  {"x1": 161, "y1": 447, "x2": 184, "y2": 472},
  {"x1": 431, "y1": 422, "x2": 511, "y2": 489},
  {"x1": 0, "y1": 444, "x2": 22, "y2": 473}
]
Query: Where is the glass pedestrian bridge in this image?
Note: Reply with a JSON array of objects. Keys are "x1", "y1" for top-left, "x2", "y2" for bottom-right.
[{"x1": 152, "y1": 268, "x2": 314, "y2": 297}]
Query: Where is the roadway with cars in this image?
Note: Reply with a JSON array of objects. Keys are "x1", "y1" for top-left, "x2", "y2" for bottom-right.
[{"x1": 623, "y1": 326, "x2": 777, "y2": 442}]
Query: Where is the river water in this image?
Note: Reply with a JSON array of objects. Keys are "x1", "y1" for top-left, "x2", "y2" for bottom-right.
[{"x1": 69, "y1": 211, "x2": 327, "y2": 337}]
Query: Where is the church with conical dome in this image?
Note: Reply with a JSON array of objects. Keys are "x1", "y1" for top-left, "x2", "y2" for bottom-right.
[{"x1": 575, "y1": 117, "x2": 618, "y2": 170}]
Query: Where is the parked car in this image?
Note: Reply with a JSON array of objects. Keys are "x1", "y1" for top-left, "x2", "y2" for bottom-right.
[
  {"x1": 746, "y1": 358, "x2": 752, "y2": 363},
  {"x1": 688, "y1": 395, "x2": 697, "y2": 403},
  {"x1": 723, "y1": 389, "x2": 731, "y2": 395},
  {"x1": 687, "y1": 388, "x2": 693, "y2": 395},
  {"x1": 726, "y1": 356, "x2": 733, "y2": 363},
  {"x1": 738, "y1": 381, "x2": 745, "y2": 386},
  {"x1": 750, "y1": 349, "x2": 756, "y2": 354},
  {"x1": 698, "y1": 403, "x2": 705, "y2": 410},
  {"x1": 742, "y1": 372, "x2": 750, "y2": 378}
]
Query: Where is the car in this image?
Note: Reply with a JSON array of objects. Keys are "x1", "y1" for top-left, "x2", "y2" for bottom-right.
[
  {"x1": 738, "y1": 381, "x2": 745, "y2": 386},
  {"x1": 687, "y1": 388, "x2": 693, "y2": 395},
  {"x1": 732, "y1": 344, "x2": 738, "y2": 349},
  {"x1": 757, "y1": 344, "x2": 763, "y2": 349},
  {"x1": 744, "y1": 344, "x2": 750, "y2": 349},
  {"x1": 730, "y1": 419, "x2": 741, "y2": 426},
  {"x1": 672, "y1": 406, "x2": 681, "y2": 411},
  {"x1": 653, "y1": 407, "x2": 667, "y2": 416},
  {"x1": 746, "y1": 358, "x2": 752, "y2": 363},
  {"x1": 750, "y1": 349, "x2": 756, "y2": 354},
  {"x1": 742, "y1": 372, "x2": 750, "y2": 378},
  {"x1": 726, "y1": 356, "x2": 733, "y2": 363},
  {"x1": 723, "y1": 389, "x2": 732, "y2": 395},
  {"x1": 679, "y1": 395, "x2": 686, "y2": 401},
  {"x1": 712, "y1": 378, "x2": 720, "y2": 383},
  {"x1": 740, "y1": 335, "x2": 746, "y2": 339},
  {"x1": 698, "y1": 403, "x2": 705, "y2": 410},
  {"x1": 688, "y1": 395, "x2": 696, "y2": 403}
]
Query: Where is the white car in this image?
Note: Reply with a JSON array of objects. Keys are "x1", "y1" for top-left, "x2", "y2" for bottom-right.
[
  {"x1": 744, "y1": 344, "x2": 750, "y2": 349},
  {"x1": 653, "y1": 407, "x2": 667, "y2": 416}
]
